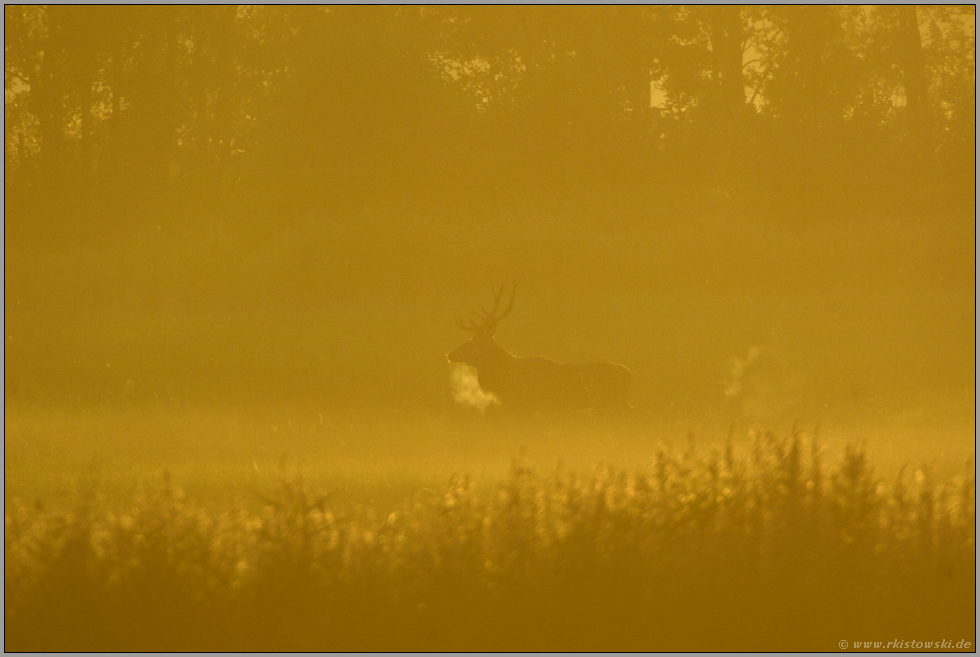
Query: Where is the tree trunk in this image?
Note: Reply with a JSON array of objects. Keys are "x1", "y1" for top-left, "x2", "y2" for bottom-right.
[
  {"x1": 709, "y1": 6, "x2": 745, "y2": 119},
  {"x1": 706, "y1": 6, "x2": 746, "y2": 218},
  {"x1": 211, "y1": 5, "x2": 238, "y2": 163},
  {"x1": 899, "y1": 6, "x2": 930, "y2": 152},
  {"x1": 34, "y1": 6, "x2": 67, "y2": 168}
]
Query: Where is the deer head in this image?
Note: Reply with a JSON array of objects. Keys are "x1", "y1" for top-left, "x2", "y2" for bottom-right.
[{"x1": 447, "y1": 281, "x2": 518, "y2": 368}]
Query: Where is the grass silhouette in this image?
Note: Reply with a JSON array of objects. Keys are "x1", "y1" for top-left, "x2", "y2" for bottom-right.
[{"x1": 5, "y1": 427, "x2": 975, "y2": 651}]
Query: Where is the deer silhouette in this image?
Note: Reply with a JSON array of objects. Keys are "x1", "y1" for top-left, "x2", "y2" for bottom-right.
[{"x1": 447, "y1": 282, "x2": 632, "y2": 412}]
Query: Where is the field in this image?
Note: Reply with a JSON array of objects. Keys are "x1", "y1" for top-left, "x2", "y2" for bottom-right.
[
  {"x1": 5, "y1": 6, "x2": 975, "y2": 649},
  {"x1": 4, "y1": 405, "x2": 976, "y2": 651},
  {"x1": 5, "y1": 215, "x2": 974, "y2": 651}
]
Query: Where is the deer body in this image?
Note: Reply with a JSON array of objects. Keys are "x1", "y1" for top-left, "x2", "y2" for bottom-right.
[{"x1": 448, "y1": 284, "x2": 632, "y2": 412}]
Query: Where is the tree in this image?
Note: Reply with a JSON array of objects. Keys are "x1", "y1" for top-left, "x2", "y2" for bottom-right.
[{"x1": 898, "y1": 5, "x2": 929, "y2": 143}]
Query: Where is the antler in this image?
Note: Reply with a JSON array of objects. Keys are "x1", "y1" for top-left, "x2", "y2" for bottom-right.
[{"x1": 457, "y1": 280, "x2": 518, "y2": 336}]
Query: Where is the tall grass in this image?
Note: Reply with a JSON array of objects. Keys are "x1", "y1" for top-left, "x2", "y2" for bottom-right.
[{"x1": 5, "y1": 428, "x2": 975, "y2": 651}]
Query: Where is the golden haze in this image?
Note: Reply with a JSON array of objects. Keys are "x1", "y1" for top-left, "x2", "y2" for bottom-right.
[{"x1": 4, "y1": 5, "x2": 975, "y2": 651}]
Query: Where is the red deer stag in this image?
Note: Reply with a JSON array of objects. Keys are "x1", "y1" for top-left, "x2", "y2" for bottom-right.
[{"x1": 447, "y1": 283, "x2": 632, "y2": 412}]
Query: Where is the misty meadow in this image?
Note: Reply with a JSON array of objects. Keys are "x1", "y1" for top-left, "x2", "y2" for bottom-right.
[{"x1": 4, "y1": 5, "x2": 975, "y2": 651}]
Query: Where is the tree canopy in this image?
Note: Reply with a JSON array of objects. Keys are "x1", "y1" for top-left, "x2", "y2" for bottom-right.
[{"x1": 4, "y1": 6, "x2": 975, "y2": 240}]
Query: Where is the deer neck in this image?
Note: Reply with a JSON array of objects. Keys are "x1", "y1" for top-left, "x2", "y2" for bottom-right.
[{"x1": 477, "y1": 340, "x2": 515, "y2": 392}]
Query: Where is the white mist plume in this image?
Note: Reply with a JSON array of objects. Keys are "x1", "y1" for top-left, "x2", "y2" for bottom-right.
[
  {"x1": 725, "y1": 346, "x2": 805, "y2": 421},
  {"x1": 450, "y1": 363, "x2": 500, "y2": 412},
  {"x1": 725, "y1": 346, "x2": 761, "y2": 398}
]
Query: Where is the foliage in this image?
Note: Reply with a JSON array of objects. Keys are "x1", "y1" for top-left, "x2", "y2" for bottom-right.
[
  {"x1": 5, "y1": 430, "x2": 974, "y2": 650},
  {"x1": 4, "y1": 6, "x2": 975, "y2": 240}
]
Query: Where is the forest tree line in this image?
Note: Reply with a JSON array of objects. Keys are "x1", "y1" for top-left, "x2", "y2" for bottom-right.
[{"x1": 4, "y1": 6, "x2": 975, "y2": 240}]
